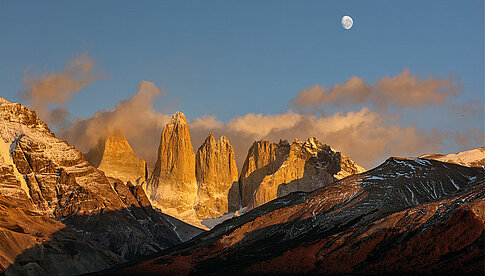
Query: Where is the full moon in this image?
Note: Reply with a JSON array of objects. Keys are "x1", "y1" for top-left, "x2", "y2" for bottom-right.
[{"x1": 341, "y1": 15, "x2": 353, "y2": 30}]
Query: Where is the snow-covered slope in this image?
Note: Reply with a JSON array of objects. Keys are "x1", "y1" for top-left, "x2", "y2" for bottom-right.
[{"x1": 420, "y1": 147, "x2": 485, "y2": 167}]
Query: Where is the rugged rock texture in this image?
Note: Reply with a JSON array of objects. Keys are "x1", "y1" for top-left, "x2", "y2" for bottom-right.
[
  {"x1": 238, "y1": 137, "x2": 363, "y2": 210},
  {"x1": 0, "y1": 100, "x2": 203, "y2": 275},
  {"x1": 147, "y1": 112, "x2": 198, "y2": 214},
  {"x1": 334, "y1": 150, "x2": 366, "y2": 179},
  {"x1": 420, "y1": 147, "x2": 485, "y2": 167},
  {"x1": 86, "y1": 132, "x2": 147, "y2": 185},
  {"x1": 0, "y1": 195, "x2": 124, "y2": 276},
  {"x1": 109, "y1": 158, "x2": 485, "y2": 275},
  {"x1": 237, "y1": 140, "x2": 289, "y2": 211},
  {"x1": 195, "y1": 133, "x2": 238, "y2": 219}
]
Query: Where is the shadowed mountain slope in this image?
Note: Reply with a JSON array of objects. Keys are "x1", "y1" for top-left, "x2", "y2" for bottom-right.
[{"x1": 106, "y1": 158, "x2": 484, "y2": 275}]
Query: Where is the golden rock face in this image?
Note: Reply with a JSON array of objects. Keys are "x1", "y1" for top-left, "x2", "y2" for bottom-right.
[
  {"x1": 195, "y1": 133, "x2": 238, "y2": 219},
  {"x1": 239, "y1": 137, "x2": 366, "y2": 210},
  {"x1": 147, "y1": 112, "x2": 198, "y2": 213},
  {"x1": 86, "y1": 133, "x2": 147, "y2": 185},
  {"x1": 144, "y1": 112, "x2": 365, "y2": 223}
]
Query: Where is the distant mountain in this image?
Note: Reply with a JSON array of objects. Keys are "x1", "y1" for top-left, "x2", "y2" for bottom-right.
[
  {"x1": 144, "y1": 113, "x2": 365, "y2": 227},
  {"x1": 420, "y1": 147, "x2": 485, "y2": 167},
  {"x1": 109, "y1": 157, "x2": 484, "y2": 275},
  {"x1": 86, "y1": 131, "x2": 147, "y2": 185},
  {"x1": 0, "y1": 98, "x2": 203, "y2": 275}
]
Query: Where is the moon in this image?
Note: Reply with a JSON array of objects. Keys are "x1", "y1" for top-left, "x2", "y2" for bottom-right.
[{"x1": 341, "y1": 15, "x2": 353, "y2": 30}]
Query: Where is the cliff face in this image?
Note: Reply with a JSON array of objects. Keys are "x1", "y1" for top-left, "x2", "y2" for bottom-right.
[
  {"x1": 238, "y1": 140, "x2": 290, "y2": 210},
  {"x1": 238, "y1": 137, "x2": 363, "y2": 210},
  {"x1": 0, "y1": 99, "x2": 203, "y2": 275},
  {"x1": 147, "y1": 112, "x2": 198, "y2": 214},
  {"x1": 195, "y1": 133, "x2": 238, "y2": 219},
  {"x1": 243, "y1": 138, "x2": 341, "y2": 209},
  {"x1": 86, "y1": 132, "x2": 147, "y2": 185}
]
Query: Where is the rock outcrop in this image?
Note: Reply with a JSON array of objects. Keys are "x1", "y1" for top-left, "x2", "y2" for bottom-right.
[
  {"x1": 0, "y1": 100, "x2": 203, "y2": 275},
  {"x1": 238, "y1": 137, "x2": 364, "y2": 210},
  {"x1": 147, "y1": 112, "x2": 198, "y2": 214},
  {"x1": 86, "y1": 131, "x2": 147, "y2": 185},
  {"x1": 195, "y1": 133, "x2": 238, "y2": 219}
]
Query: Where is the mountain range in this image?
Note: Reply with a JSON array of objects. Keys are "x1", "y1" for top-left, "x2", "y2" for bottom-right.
[{"x1": 0, "y1": 97, "x2": 483, "y2": 275}]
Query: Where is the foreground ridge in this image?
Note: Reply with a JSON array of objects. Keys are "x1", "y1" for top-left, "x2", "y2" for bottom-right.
[{"x1": 107, "y1": 157, "x2": 484, "y2": 275}]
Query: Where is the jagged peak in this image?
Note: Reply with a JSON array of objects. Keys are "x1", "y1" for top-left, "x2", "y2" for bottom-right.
[
  {"x1": 201, "y1": 132, "x2": 217, "y2": 146},
  {"x1": 218, "y1": 135, "x2": 231, "y2": 144},
  {"x1": 0, "y1": 99, "x2": 50, "y2": 132},
  {"x1": 170, "y1": 111, "x2": 187, "y2": 124},
  {"x1": 303, "y1": 136, "x2": 321, "y2": 149},
  {"x1": 0, "y1": 97, "x2": 11, "y2": 104}
]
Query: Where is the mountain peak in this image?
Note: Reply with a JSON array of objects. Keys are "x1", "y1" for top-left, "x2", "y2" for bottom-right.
[
  {"x1": 205, "y1": 132, "x2": 216, "y2": 143},
  {"x1": 0, "y1": 98, "x2": 50, "y2": 133},
  {"x1": 148, "y1": 111, "x2": 197, "y2": 214},
  {"x1": 86, "y1": 131, "x2": 147, "y2": 184},
  {"x1": 170, "y1": 111, "x2": 187, "y2": 124},
  {"x1": 0, "y1": 97, "x2": 11, "y2": 104}
]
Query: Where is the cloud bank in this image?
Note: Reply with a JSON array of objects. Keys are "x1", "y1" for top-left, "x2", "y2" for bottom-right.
[
  {"x1": 189, "y1": 109, "x2": 443, "y2": 169},
  {"x1": 290, "y1": 69, "x2": 460, "y2": 112},
  {"x1": 20, "y1": 56, "x2": 483, "y2": 170},
  {"x1": 57, "y1": 81, "x2": 170, "y2": 166}
]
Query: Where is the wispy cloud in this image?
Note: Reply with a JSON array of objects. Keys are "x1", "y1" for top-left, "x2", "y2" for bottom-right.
[
  {"x1": 21, "y1": 56, "x2": 481, "y2": 170},
  {"x1": 291, "y1": 69, "x2": 460, "y2": 112},
  {"x1": 21, "y1": 53, "x2": 104, "y2": 127}
]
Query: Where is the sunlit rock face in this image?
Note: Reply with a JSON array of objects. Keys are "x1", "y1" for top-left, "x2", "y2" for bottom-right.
[
  {"x1": 86, "y1": 132, "x2": 147, "y2": 185},
  {"x1": 195, "y1": 133, "x2": 238, "y2": 219},
  {"x1": 238, "y1": 137, "x2": 364, "y2": 210},
  {"x1": 147, "y1": 112, "x2": 198, "y2": 214},
  {"x1": 238, "y1": 140, "x2": 289, "y2": 210}
]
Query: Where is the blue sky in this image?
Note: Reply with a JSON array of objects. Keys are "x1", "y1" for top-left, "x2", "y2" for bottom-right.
[{"x1": 0, "y1": 1, "x2": 483, "y2": 166}]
